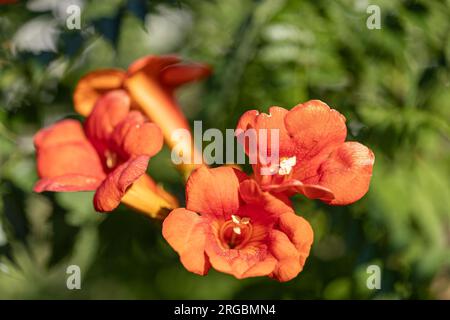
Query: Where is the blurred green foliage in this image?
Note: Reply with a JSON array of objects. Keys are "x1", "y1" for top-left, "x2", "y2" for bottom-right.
[{"x1": 0, "y1": 0, "x2": 449, "y2": 299}]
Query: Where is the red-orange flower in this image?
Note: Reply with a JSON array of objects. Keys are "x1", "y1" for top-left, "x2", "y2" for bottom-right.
[
  {"x1": 162, "y1": 166, "x2": 313, "y2": 282},
  {"x1": 73, "y1": 55, "x2": 211, "y2": 178},
  {"x1": 236, "y1": 100, "x2": 375, "y2": 205},
  {"x1": 34, "y1": 90, "x2": 177, "y2": 217}
]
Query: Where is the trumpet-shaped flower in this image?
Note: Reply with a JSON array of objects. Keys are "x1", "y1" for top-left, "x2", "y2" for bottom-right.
[
  {"x1": 236, "y1": 100, "x2": 375, "y2": 205},
  {"x1": 73, "y1": 55, "x2": 211, "y2": 177},
  {"x1": 162, "y1": 166, "x2": 313, "y2": 282},
  {"x1": 34, "y1": 90, "x2": 177, "y2": 217}
]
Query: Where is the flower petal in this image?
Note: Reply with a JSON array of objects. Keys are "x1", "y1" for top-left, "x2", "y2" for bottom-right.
[
  {"x1": 162, "y1": 208, "x2": 210, "y2": 275},
  {"x1": 262, "y1": 179, "x2": 335, "y2": 202},
  {"x1": 34, "y1": 174, "x2": 103, "y2": 192},
  {"x1": 84, "y1": 90, "x2": 131, "y2": 153},
  {"x1": 93, "y1": 155, "x2": 149, "y2": 212},
  {"x1": 34, "y1": 119, "x2": 105, "y2": 180},
  {"x1": 111, "y1": 111, "x2": 163, "y2": 158},
  {"x1": 236, "y1": 107, "x2": 295, "y2": 162},
  {"x1": 269, "y1": 229, "x2": 302, "y2": 282},
  {"x1": 207, "y1": 249, "x2": 277, "y2": 280},
  {"x1": 73, "y1": 69, "x2": 125, "y2": 116},
  {"x1": 34, "y1": 119, "x2": 85, "y2": 149},
  {"x1": 285, "y1": 100, "x2": 347, "y2": 181},
  {"x1": 314, "y1": 141, "x2": 375, "y2": 205},
  {"x1": 36, "y1": 143, "x2": 105, "y2": 179},
  {"x1": 186, "y1": 166, "x2": 248, "y2": 219},
  {"x1": 238, "y1": 179, "x2": 293, "y2": 218},
  {"x1": 159, "y1": 63, "x2": 212, "y2": 90},
  {"x1": 85, "y1": 90, "x2": 131, "y2": 140},
  {"x1": 277, "y1": 212, "x2": 314, "y2": 268},
  {"x1": 127, "y1": 55, "x2": 180, "y2": 77},
  {"x1": 204, "y1": 230, "x2": 276, "y2": 280},
  {"x1": 238, "y1": 255, "x2": 278, "y2": 279}
]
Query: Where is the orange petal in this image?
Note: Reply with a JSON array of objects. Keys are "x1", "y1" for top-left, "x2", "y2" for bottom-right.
[
  {"x1": 262, "y1": 179, "x2": 335, "y2": 202},
  {"x1": 277, "y1": 212, "x2": 314, "y2": 268},
  {"x1": 186, "y1": 166, "x2": 248, "y2": 219},
  {"x1": 204, "y1": 233, "x2": 277, "y2": 279},
  {"x1": 73, "y1": 69, "x2": 125, "y2": 117},
  {"x1": 93, "y1": 155, "x2": 149, "y2": 212},
  {"x1": 127, "y1": 55, "x2": 180, "y2": 77},
  {"x1": 236, "y1": 106, "x2": 295, "y2": 160},
  {"x1": 285, "y1": 100, "x2": 347, "y2": 181},
  {"x1": 298, "y1": 183, "x2": 334, "y2": 201},
  {"x1": 111, "y1": 111, "x2": 164, "y2": 158},
  {"x1": 162, "y1": 208, "x2": 210, "y2": 275},
  {"x1": 34, "y1": 119, "x2": 86, "y2": 148},
  {"x1": 269, "y1": 229, "x2": 302, "y2": 282},
  {"x1": 36, "y1": 142, "x2": 105, "y2": 179},
  {"x1": 84, "y1": 90, "x2": 131, "y2": 145},
  {"x1": 159, "y1": 63, "x2": 212, "y2": 90},
  {"x1": 34, "y1": 119, "x2": 105, "y2": 181},
  {"x1": 238, "y1": 255, "x2": 278, "y2": 279},
  {"x1": 239, "y1": 179, "x2": 293, "y2": 217},
  {"x1": 236, "y1": 109, "x2": 259, "y2": 132},
  {"x1": 34, "y1": 174, "x2": 103, "y2": 192},
  {"x1": 315, "y1": 141, "x2": 375, "y2": 205}
]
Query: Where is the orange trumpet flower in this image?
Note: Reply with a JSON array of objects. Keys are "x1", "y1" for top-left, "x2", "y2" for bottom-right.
[
  {"x1": 162, "y1": 166, "x2": 313, "y2": 282},
  {"x1": 34, "y1": 90, "x2": 177, "y2": 218},
  {"x1": 236, "y1": 100, "x2": 375, "y2": 205},
  {"x1": 73, "y1": 55, "x2": 211, "y2": 178}
]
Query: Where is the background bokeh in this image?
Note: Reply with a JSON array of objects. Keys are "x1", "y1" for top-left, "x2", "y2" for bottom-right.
[{"x1": 0, "y1": 0, "x2": 449, "y2": 299}]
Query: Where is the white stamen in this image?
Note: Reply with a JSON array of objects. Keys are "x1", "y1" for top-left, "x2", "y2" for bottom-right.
[
  {"x1": 278, "y1": 156, "x2": 297, "y2": 175},
  {"x1": 240, "y1": 217, "x2": 250, "y2": 224}
]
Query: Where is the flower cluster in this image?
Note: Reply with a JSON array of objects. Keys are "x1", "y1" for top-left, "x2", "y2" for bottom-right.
[{"x1": 33, "y1": 55, "x2": 374, "y2": 282}]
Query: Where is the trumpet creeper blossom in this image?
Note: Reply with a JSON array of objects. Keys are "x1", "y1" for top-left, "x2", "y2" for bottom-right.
[
  {"x1": 236, "y1": 100, "x2": 375, "y2": 205},
  {"x1": 163, "y1": 166, "x2": 313, "y2": 282},
  {"x1": 73, "y1": 55, "x2": 211, "y2": 178},
  {"x1": 34, "y1": 90, "x2": 177, "y2": 217}
]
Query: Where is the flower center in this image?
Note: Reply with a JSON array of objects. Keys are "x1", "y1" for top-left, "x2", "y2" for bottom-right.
[{"x1": 219, "y1": 215, "x2": 253, "y2": 249}]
